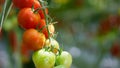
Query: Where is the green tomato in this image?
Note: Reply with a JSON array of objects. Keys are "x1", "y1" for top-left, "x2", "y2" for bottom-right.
[
  {"x1": 54, "y1": 65, "x2": 66, "y2": 68},
  {"x1": 56, "y1": 51, "x2": 72, "y2": 68},
  {"x1": 32, "y1": 49, "x2": 56, "y2": 68}
]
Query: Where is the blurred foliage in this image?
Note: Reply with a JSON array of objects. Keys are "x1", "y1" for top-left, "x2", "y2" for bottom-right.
[{"x1": 1, "y1": 0, "x2": 120, "y2": 68}]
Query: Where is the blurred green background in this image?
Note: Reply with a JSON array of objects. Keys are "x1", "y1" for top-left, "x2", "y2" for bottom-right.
[{"x1": 1, "y1": 0, "x2": 120, "y2": 68}]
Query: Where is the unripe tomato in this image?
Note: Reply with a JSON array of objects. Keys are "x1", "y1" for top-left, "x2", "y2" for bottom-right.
[
  {"x1": 12, "y1": 0, "x2": 34, "y2": 9},
  {"x1": 56, "y1": 51, "x2": 72, "y2": 68},
  {"x1": 32, "y1": 49, "x2": 56, "y2": 68},
  {"x1": 23, "y1": 29, "x2": 46, "y2": 51},
  {"x1": 18, "y1": 8, "x2": 41, "y2": 29},
  {"x1": 54, "y1": 65, "x2": 66, "y2": 68},
  {"x1": 45, "y1": 38, "x2": 59, "y2": 54}
]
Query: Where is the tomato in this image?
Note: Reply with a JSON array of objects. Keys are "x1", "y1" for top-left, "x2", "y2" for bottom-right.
[
  {"x1": 32, "y1": 49, "x2": 56, "y2": 68},
  {"x1": 23, "y1": 29, "x2": 46, "y2": 51},
  {"x1": 45, "y1": 38, "x2": 59, "y2": 54},
  {"x1": 12, "y1": 0, "x2": 34, "y2": 9},
  {"x1": 38, "y1": 19, "x2": 55, "y2": 38},
  {"x1": 111, "y1": 42, "x2": 120, "y2": 57},
  {"x1": 54, "y1": 65, "x2": 66, "y2": 68},
  {"x1": 18, "y1": 8, "x2": 41, "y2": 29},
  {"x1": 33, "y1": 0, "x2": 48, "y2": 19},
  {"x1": 8, "y1": 31, "x2": 17, "y2": 52},
  {"x1": 42, "y1": 24, "x2": 55, "y2": 38},
  {"x1": 21, "y1": 43, "x2": 30, "y2": 63},
  {"x1": 56, "y1": 51, "x2": 72, "y2": 68}
]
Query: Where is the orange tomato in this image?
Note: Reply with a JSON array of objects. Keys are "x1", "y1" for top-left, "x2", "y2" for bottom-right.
[{"x1": 23, "y1": 29, "x2": 46, "y2": 51}]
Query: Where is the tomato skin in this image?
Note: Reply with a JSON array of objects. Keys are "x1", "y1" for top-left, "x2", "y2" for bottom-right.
[
  {"x1": 56, "y1": 51, "x2": 72, "y2": 68},
  {"x1": 12, "y1": 0, "x2": 34, "y2": 9},
  {"x1": 18, "y1": 8, "x2": 41, "y2": 29},
  {"x1": 32, "y1": 49, "x2": 56, "y2": 68},
  {"x1": 45, "y1": 38, "x2": 59, "y2": 54},
  {"x1": 54, "y1": 65, "x2": 66, "y2": 68},
  {"x1": 23, "y1": 29, "x2": 46, "y2": 51}
]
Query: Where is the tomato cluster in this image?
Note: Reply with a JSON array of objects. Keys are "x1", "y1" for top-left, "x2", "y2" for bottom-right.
[{"x1": 12, "y1": 0, "x2": 72, "y2": 68}]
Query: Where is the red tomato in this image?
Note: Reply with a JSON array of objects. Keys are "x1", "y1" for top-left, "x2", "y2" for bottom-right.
[
  {"x1": 21, "y1": 43, "x2": 30, "y2": 63},
  {"x1": 33, "y1": 0, "x2": 48, "y2": 19},
  {"x1": 111, "y1": 42, "x2": 120, "y2": 57},
  {"x1": 12, "y1": 0, "x2": 34, "y2": 9},
  {"x1": 38, "y1": 19, "x2": 55, "y2": 38},
  {"x1": 42, "y1": 24, "x2": 55, "y2": 38},
  {"x1": 23, "y1": 29, "x2": 46, "y2": 51},
  {"x1": 8, "y1": 31, "x2": 17, "y2": 52},
  {"x1": 18, "y1": 8, "x2": 41, "y2": 29}
]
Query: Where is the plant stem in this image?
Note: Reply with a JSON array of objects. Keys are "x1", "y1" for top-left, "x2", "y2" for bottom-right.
[
  {"x1": 38, "y1": 0, "x2": 51, "y2": 38},
  {"x1": 0, "y1": 0, "x2": 7, "y2": 28},
  {"x1": 0, "y1": 0, "x2": 12, "y2": 29}
]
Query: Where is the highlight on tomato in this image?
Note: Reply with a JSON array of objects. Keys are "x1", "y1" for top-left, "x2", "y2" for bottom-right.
[{"x1": 22, "y1": 29, "x2": 46, "y2": 51}]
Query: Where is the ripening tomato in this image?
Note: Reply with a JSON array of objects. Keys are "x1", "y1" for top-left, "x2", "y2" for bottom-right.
[
  {"x1": 32, "y1": 49, "x2": 56, "y2": 68},
  {"x1": 33, "y1": 0, "x2": 48, "y2": 19},
  {"x1": 56, "y1": 51, "x2": 72, "y2": 68},
  {"x1": 45, "y1": 38, "x2": 59, "y2": 54},
  {"x1": 23, "y1": 29, "x2": 46, "y2": 51},
  {"x1": 18, "y1": 8, "x2": 41, "y2": 29},
  {"x1": 12, "y1": 0, "x2": 34, "y2": 9},
  {"x1": 111, "y1": 42, "x2": 120, "y2": 57}
]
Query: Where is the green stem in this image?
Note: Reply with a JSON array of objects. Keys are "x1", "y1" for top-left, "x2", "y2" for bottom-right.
[
  {"x1": 38, "y1": 0, "x2": 51, "y2": 38},
  {"x1": 0, "y1": 0, "x2": 12, "y2": 29},
  {"x1": 0, "y1": 0, "x2": 7, "y2": 28}
]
